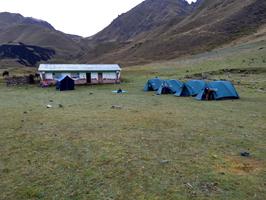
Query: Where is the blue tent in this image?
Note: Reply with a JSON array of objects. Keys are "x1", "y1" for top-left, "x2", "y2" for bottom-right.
[
  {"x1": 196, "y1": 81, "x2": 239, "y2": 100},
  {"x1": 185, "y1": 80, "x2": 207, "y2": 96},
  {"x1": 56, "y1": 76, "x2": 75, "y2": 91},
  {"x1": 157, "y1": 80, "x2": 184, "y2": 95},
  {"x1": 144, "y1": 78, "x2": 163, "y2": 91},
  {"x1": 174, "y1": 84, "x2": 190, "y2": 97},
  {"x1": 175, "y1": 80, "x2": 207, "y2": 97}
]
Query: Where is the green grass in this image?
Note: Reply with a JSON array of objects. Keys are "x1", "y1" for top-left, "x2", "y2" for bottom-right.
[{"x1": 0, "y1": 43, "x2": 266, "y2": 200}]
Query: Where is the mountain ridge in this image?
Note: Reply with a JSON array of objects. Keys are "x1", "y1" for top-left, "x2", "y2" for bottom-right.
[
  {"x1": 0, "y1": 12, "x2": 85, "y2": 67},
  {"x1": 0, "y1": 0, "x2": 266, "y2": 67},
  {"x1": 0, "y1": 12, "x2": 55, "y2": 31},
  {"x1": 92, "y1": 0, "x2": 193, "y2": 42},
  {"x1": 82, "y1": 0, "x2": 266, "y2": 65}
]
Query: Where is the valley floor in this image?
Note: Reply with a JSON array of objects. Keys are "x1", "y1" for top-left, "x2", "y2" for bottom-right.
[{"x1": 0, "y1": 41, "x2": 266, "y2": 200}]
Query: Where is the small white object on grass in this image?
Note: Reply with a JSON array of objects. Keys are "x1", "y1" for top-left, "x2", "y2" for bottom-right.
[
  {"x1": 111, "y1": 105, "x2": 122, "y2": 109},
  {"x1": 46, "y1": 104, "x2": 52, "y2": 108},
  {"x1": 159, "y1": 160, "x2": 170, "y2": 164},
  {"x1": 112, "y1": 90, "x2": 128, "y2": 94}
]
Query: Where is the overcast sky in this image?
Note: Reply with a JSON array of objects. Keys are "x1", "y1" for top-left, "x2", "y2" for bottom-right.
[{"x1": 0, "y1": 0, "x2": 197, "y2": 37}]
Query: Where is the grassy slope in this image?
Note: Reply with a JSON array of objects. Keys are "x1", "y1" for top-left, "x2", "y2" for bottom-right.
[
  {"x1": 83, "y1": 0, "x2": 266, "y2": 66},
  {"x1": 0, "y1": 41, "x2": 265, "y2": 200}
]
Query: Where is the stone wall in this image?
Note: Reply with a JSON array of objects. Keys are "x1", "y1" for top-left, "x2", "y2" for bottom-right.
[{"x1": 5, "y1": 76, "x2": 39, "y2": 86}]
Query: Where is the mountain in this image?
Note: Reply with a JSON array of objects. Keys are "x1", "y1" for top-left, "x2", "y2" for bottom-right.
[
  {"x1": 82, "y1": 0, "x2": 196, "y2": 64},
  {"x1": 0, "y1": 12, "x2": 84, "y2": 67},
  {"x1": 0, "y1": 0, "x2": 266, "y2": 68},
  {"x1": 0, "y1": 12, "x2": 54, "y2": 30},
  {"x1": 92, "y1": 0, "x2": 192, "y2": 42},
  {"x1": 82, "y1": 0, "x2": 266, "y2": 65}
]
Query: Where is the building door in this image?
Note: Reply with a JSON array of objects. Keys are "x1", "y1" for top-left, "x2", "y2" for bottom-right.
[
  {"x1": 86, "y1": 73, "x2": 91, "y2": 84},
  {"x1": 116, "y1": 72, "x2": 120, "y2": 83},
  {"x1": 98, "y1": 73, "x2": 103, "y2": 83}
]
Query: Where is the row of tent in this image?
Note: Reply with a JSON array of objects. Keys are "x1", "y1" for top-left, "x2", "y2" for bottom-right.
[{"x1": 144, "y1": 78, "x2": 240, "y2": 100}]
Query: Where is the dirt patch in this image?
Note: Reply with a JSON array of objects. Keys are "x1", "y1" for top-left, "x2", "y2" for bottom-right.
[{"x1": 216, "y1": 156, "x2": 265, "y2": 176}]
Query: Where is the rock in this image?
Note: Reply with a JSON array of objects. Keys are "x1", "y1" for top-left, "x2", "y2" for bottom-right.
[
  {"x1": 111, "y1": 105, "x2": 122, "y2": 109},
  {"x1": 212, "y1": 154, "x2": 218, "y2": 159},
  {"x1": 160, "y1": 160, "x2": 170, "y2": 164},
  {"x1": 200, "y1": 182, "x2": 219, "y2": 193},
  {"x1": 257, "y1": 89, "x2": 265, "y2": 93},
  {"x1": 185, "y1": 183, "x2": 193, "y2": 189},
  {"x1": 240, "y1": 151, "x2": 250, "y2": 157}
]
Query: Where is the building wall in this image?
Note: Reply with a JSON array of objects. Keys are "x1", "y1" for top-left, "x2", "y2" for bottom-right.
[
  {"x1": 41, "y1": 71, "x2": 121, "y2": 85},
  {"x1": 80, "y1": 73, "x2": 86, "y2": 79},
  {"x1": 103, "y1": 72, "x2": 117, "y2": 79},
  {"x1": 91, "y1": 72, "x2": 98, "y2": 79},
  {"x1": 44, "y1": 73, "x2": 53, "y2": 80}
]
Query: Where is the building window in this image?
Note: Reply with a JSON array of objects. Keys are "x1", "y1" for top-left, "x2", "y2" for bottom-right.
[
  {"x1": 71, "y1": 73, "x2": 80, "y2": 79},
  {"x1": 53, "y1": 73, "x2": 62, "y2": 79}
]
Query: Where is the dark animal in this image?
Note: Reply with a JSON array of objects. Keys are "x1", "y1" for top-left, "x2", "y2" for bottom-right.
[
  {"x1": 2, "y1": 71, "x2": 9, "y2": 77},
  {"x1": 28, "y1": 74, "x2": 35, "y2": 84}
]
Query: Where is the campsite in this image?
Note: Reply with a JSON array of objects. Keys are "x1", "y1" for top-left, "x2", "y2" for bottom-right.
[
  {"x1": 0, "y1": 0, "x2": 266, "y2": 199},
  {"x1": 0, "y1": 41, "x2": 265, "y2": 199}
]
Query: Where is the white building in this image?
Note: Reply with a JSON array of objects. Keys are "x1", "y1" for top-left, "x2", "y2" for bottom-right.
[{"x1": 38, "y1": 64, "x2": 121, "y2": 85}]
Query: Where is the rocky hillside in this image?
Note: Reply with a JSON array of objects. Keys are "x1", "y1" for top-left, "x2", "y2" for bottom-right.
[
  {"x1": 0, "y1": 43, "x2": 55, "y2": 66},
  {"x1": 92, "y1": 0, "x2": 192, "y2": 42}
]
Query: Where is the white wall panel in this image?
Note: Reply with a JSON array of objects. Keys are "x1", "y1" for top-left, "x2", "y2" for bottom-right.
[{"x1": 103, "y1": 72, "x2": 116, "y2": 79}]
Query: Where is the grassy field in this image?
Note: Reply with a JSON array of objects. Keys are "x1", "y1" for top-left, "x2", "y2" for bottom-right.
[{"x1": 0, "y1": 42, "x2": 266, "y2": 200}]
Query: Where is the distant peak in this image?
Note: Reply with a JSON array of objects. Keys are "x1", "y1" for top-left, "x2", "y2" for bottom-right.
[{"x1": 0, "y1": 11, "x2": 55, "y2": 30}]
